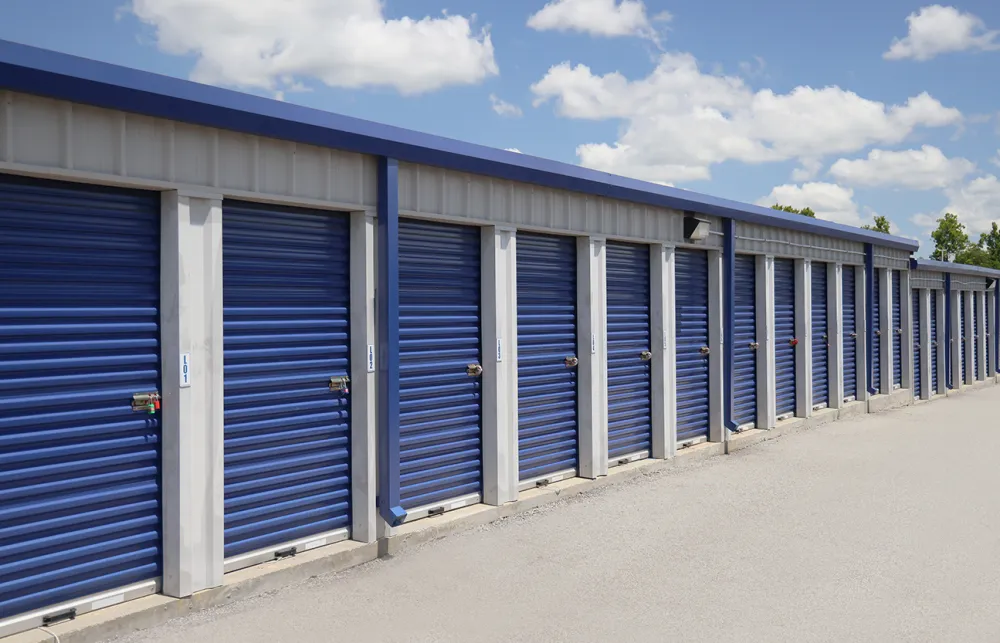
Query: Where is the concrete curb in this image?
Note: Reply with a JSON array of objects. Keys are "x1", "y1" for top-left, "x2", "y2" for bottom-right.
[{"x1": 7, "y1": 383, "x2": 999, "y2": 643}]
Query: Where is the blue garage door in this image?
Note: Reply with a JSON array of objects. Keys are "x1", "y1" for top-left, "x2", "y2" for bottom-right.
[
  {"x1": 606, "y1": 242, "x2": 652, "y2": 460},
  {"x1": 960, "y1": 294, "x2": 967, "y2": 383},
  {"x1": 774, "y1": 258, "x2": 797, "y2": 418},
  {"x1": 733, "y1": 255, "x2": 757, "y2": 428},
  {"x1": 930, "y1": 294, "x2": 939, "y2": 394},
  {"x1": 675, "y1": 249, "x2": 710, "y2": 443},
  {"x1": 398, "y1": 220, "x2": 482, "y2": 511},
  {"x1": 973, "y1": 294, "x2": 980, "y2": 380},
  {"x1": 842, "y1": 266, "x2": 857, "y2": 401},
  {"x1": 812, "y1": 263, "x2": 829, "y2": 408},
  {"x1": 222, "y1": 202, "x2": 351, "y2": 560},
  {"x1": 516, "y1": 233, "x2": 578, "y2": 482},
  {"x1": 892, "y1": 270, "x2": 902, "y2": 389},
  {"x1": 872, "y1": 269, "x2": 881, "y2": 392},
  {"x1": 912, "y1": 291, "x2": 921, "y2": 396},
  {"x1": 0, "y1": 175, "x2": 162, "y2": 620}
]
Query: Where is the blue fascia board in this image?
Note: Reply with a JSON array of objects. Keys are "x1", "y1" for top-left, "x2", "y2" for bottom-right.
[
  {"x1": 0, "y1": 40, "x2": 922, "y2": 252},
  {"x1": 909, "y1": 258, "x2": 1000, "y2": 280}
]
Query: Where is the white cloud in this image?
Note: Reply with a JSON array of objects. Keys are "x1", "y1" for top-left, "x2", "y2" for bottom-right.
[
  {"x1": 829, "y1": 145, "x2": 975, "y2": 189},
  {"x1": 941, "y1": 174, "x2": 1000, "y2": 236},
  {"x1": 530, "y1": 52, "x2": 962, "y2": 184},
  {"x1": 490, "y1": 94, "x2": 523, "y2": 118},
  {"x1": 129, "y1": 0, "x2": 498, "y2": 95},
  {"x1": 791, "y1": 158, "x2": 823, "y2": 182},
  {"x1": 884, "y1": 5, "x2": 1000, "y2": 61},
  {"x1": 756, "y1": 182, "x2": 865, "y2": 227},
  {"x1": 526, "y1": 0, "x2": 665, "y2": 39}
]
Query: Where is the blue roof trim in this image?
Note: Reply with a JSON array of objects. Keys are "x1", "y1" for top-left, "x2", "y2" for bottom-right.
[
  {"x1": 910, "y1": 258, "x2": 1000, "y2": 280},
  {"x1": 0, "y1": 39, "x2": 920, "y2": 252}
]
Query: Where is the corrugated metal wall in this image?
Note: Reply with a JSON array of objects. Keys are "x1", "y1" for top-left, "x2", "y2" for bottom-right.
[{"x1": 734, "y1": 222, "x2": 864, "y2": 264}]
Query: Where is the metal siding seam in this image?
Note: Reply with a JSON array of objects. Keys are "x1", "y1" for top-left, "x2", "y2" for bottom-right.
[
  {"x1": 842, "y1": 266, "x2": 857, "y2": 400},
  {"x1": 221, "y1": 201, "x2": 352, "y2": 560},
  {"x1": 733, "y1": 255, "x2": 757, "y2": 427},
  {"x1": 515, "y1": 233, "x2": 579, "y2": 481},
  {"x1": 811, "y1": 263, "x2": 829, "y2": 408},
  {"x1": 674, "y1": 248, "x2": 710, "y2": 442},
  {"x1": 605, "y1": 241, "x2": 653, "y2": 459},
  {"x1": 773, "y1": 258, "x2": 796, "y2": 417},
  {"x1": 0, "y1": 173, "x2": 162, "y2": 620},
  {"x1": 397, "y1": 218, "x2": 483, "y2": 512}
]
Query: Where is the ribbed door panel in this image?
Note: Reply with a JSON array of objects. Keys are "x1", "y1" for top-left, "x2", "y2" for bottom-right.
[
  {"x1": 842, "y1": 267, "x2": 857, "y2": 400},
  {"x1": 892, "y1": 270, "x2": 902, "y2": 388},
  {"x1": 973, "y1": 296, "x2": 980, "y2": 379},
  {"x1": 774, "y1": 259, "x2": 796, "y2": 417},
  {"x1": 811, "y1": 263, "x2": 829, "y2": 408},
  {"x1": 931, "y1": 295, "x2": 939, "y2": 393},
  {"x1": 222, "y1": 202, "x2": 351, "y2": 559},
  {"x1": 674, "y1": 249, "x2": 710, "y2": 442},
  {"x1": 872, "y1": 270, "x2": 881, "y2": 391},
  {"x1": 733, "y1": 256, "x2": 757, "y2": 427},
  {"x1": 516, "y1": 233, "x2": 578, "y2": 481},
  {"x1": 606, "y1": 242, "x2": 652, "y2": 459},
  {"x1": 912, "y1": 291, "x2": 921, "y2": 396},
  {"x1": 0, "y1": 175, "x2": 162, "y2": 619},
  {"x1": 398, "y1": 220, "x2": 482, "y2": 510},
  {"x1": 960, "y1": 295, "x2": 967, "y2": 383}
]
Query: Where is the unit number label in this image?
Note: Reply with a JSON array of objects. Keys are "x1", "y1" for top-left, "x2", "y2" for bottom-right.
[
  {"x1": 663, "y1": 331, "x2": 668, "y2": 350},
  {"x1": 180, "y1": 353, "x2": 191, "y2": 388},
  {"x1": 591, "y1": 333, "x2": 597, "y2": 354},
  {"x1": 367, "y1": 344, "x2": 375, "y2": 373},
  {"x1": 496, "y1": 338, "x2": 503, "y2": 362}
]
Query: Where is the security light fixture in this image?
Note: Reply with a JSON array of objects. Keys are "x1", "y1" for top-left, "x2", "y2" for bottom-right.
[{"x1": 683, "y1": 213, "x2": 711, "y2": 241}]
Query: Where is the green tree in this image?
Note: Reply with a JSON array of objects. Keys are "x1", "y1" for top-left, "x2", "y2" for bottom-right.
[
  {"x1": 861, "y1": 215, "x2": 892, "y2": 234},
  {"x1": 770, "y1": 204, "x2": 816, "y2": 218},
  {"x1": 955, "y1": 244, "x2": 997, "y2": 269},
  {"x1": 979, "y1": 222, "x2": 1000, "y2": 268},
  {"x1": 930, "y1": 212, "x2": 968, "y2": 262}
]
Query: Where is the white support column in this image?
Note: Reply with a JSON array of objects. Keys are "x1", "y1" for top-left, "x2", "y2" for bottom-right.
[
  {"x1": 794, "y1": 259, "x2": 812, "y2": 417},
  {"x1": 650, "y1": 244, "x2": 676, "y2": 459},
  {"x1": 756, "y1": 255, "x2": 776, "y2": 428},
  {"x1": 879, "y1": 267, "x2": 893, "y2": 395},
  {"x1": 935, "y1": 290, "x2": 946, "y2": 395},
  {"x1": 976, "y1": 290, "x2": 987, "y2": 381},
  {"x1": 348, "y1": 212, "x2": 377, "y2": 542},
  {"x1": 964, "y1": 290, "x2": 975, "y2": 385},
  {"x1": 708, "y1": 249, "x2": 725, "y2": 442},
  {"x1": 828, "y1": 263, "x2": 844, "y2": 410},
  {"x1": 160, "y1": 191, "x2": 224, "y2": 598},
  {"x1": 577, "y1": 237, "x2": 608, "y2": 478},
  {"x1": 988, "y1": 289, "x2": 997, "y2": 379},
  {"x1": 950, "y1": 289, "x2": 962, "y2": 389},
  {"x1": 480, "y1": 226, "x2": 518, "y2": 505},
  {"x1": 919, "y1": 289, "x2": 931, "y2": 400},
  {"x1": 900, "y1": 270, "x2": 914, "y2": 394},
  {"x1": 854, "y1": 265, "x2": 868, "y2": 403}
]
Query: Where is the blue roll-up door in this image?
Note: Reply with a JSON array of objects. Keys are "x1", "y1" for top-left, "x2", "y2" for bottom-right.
[
  {"x1": 973, "y1": 294, "x2": 980, "y2": 380},
  {"x1": 811, "y1": 263, "x2": 829, "y2": 408},
  {"x1": 930, "y1": 293, "x2": 939, "y2": 394},
  {"x1": 222, "y1": 202, "x2": 351, "y2": 560},
  {"x1": 774, "y1": 258, "x2": 797, "y2": 418},
  {"x1": 516, "y1": 233, "x2": 578, "y2": 483},
  {"x1": 892, "y1": 270, "x2": 902, "y2": 388},
  {"x1": 398, "y1": 219, "x2": 482, "y2": 512},
  {"x1": 912, "y1": 291, "x2": 921, "y2": 396},
  {"x1": 606, "y1": 242, "x2": 652, "y2": 460},
  {"x1": 960, "y1": 294, "x2": 967, "y2": 383},
  {"x1": 0, "y1": 175, "x2": 162, "y2": 620},
  {"x1": 842, "y1": 266, "x2": 857, "y2": 401},
  {"x1": 674, "y1": 249, "x2": 710, "y2": 443},
  {"x1": 733, "y1": 255, "x2": 757, "y2": 428},
  {"x1": 872, "y1": 269, "x2": 881, "y2": 392}
]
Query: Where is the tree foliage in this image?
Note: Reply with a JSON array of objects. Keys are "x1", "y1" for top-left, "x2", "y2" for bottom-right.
[
  {"x1": 861, "y1": 215, "x2": 892, "y2": 234},
  {"x1": 930, "y1": 213, "x2": 1000, "y2": 269},
  {"x1": 770, "y1": 204, "x2": 816, "y2": 218}
]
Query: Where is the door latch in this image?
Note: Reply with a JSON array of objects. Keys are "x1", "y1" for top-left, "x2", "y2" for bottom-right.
[
  {"x1": 639, "y1": 350, "x2": 652, "y2": 361},
  {"x1": 699, "y1": 346, "x2": 710, "y2": 356},
  {"x1": 131, "y1": 392, "x2": 161, "y2": 414},
  {"x1": 329, "y1": 376, "x2": 350, "y2": 394},
  {"x1": 789, "y1": 338, "x2": 799, "y2": 347},
  {"x1": 748, "y1": 342, "x2": 759, "y2": 351},
  {"x1": 466, "y1": 363, "x2": 483, "y2": 377},
  {"x1": 875, "y1": 330, "x2": 882, "y2": 337},
  {"x1": 564, "y1": 356, "x2": 579, "y2": 368},
  {"x1": 895, "y1": 328, "x2": 903, "y2": 335},
  {"x1": 850, "y1": 332, "x2": 858, "y2": 338}
]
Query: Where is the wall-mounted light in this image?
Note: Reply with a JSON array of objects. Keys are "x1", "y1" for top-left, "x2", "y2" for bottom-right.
[{"x1": 683, "y1": 213, "x2": 711, "y2": 241}]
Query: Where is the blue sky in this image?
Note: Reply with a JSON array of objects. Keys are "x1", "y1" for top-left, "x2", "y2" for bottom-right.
[{"x1": 2, "y1": 0, "x2": 1000, "y2": 253}]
